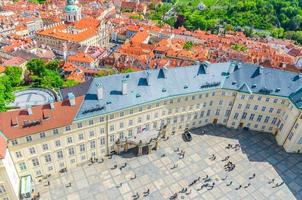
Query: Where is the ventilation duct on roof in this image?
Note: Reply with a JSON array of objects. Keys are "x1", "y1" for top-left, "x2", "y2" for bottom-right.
[
  {"x1": 122, "y1": 80, "x2": 128, "y2": 95},
  {"x1": 48, "y1": 97, "x2": 55, "y2": 109},
  {"x1": 26, "y1": 105, "x2": 32, "y2": 115},
  {"x1": 96, "y1": 82, "x2": 104, "y2": 100},
  {"x1": 68, "y1": 92, "x2": 75, "y2": 106},
  {"x1": 146, "y1": 71, "x2": 151, "y2": 86}
]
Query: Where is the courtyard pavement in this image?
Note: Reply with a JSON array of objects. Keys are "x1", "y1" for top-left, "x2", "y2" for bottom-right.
[{"x1": 36, "y1": 125, "x2": 302, "y2": 200}]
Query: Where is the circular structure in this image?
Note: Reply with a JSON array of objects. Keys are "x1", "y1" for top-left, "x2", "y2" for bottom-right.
[{"x1": 9, "y1": 88, "x2": 56, "y2": 108}]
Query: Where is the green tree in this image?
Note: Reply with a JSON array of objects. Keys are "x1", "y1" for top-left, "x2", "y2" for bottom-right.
[
  {"x1": 0, "y1": 75, "x2": 15, "y2": 112},
  {"x1": 40, "y1": 70, "x2": 64, "y2": 89},
  {"x1": 63, "y1": 79, "x2": 80, "y2": 88},
  {"x1": 45, "y1": 59, "x2": 60, "y2": 72},
  {"x1": 272, "y1": 28, "x2": 284, "y2": 38},
  {"x1": 26, "y1": 59, "x2": 46, "y2": 76},
  {"x1": 5, "y1": 66, "x2": 22, "y2": 87},
  {"x1": 121, "y1": 68, "x2": 135, "y2": 73},
  {"x1": 183, "y1": 41, "x2": 193, "y2": 50}
]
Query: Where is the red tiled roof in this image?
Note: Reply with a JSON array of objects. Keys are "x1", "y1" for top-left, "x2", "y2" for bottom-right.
[{"x1": 0, "y1": 96, "x2": 83, "y2": 140}]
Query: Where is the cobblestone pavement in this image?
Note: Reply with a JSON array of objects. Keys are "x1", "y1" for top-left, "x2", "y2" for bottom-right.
[{"x1": 36, "y1": 125, "x2": 302, "y2": 200}]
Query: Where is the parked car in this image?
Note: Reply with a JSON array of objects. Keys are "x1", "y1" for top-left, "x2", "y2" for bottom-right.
[{"x1": 183, "y1": 130, "x2": 192, "y2": 142}]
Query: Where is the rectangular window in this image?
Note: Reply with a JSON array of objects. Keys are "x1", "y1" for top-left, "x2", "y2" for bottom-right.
[
  {"x1": 249, "y1": 114, "x2": 255, "y2": 121},
  {"x1": 99, "y1": 117, "x2": 104, "y2": 122},
  {"x1": 233, "y1": 113, "x2": 239, "y2": 120},
  {"x1": 45, "y1": 155, "x2": 52, "y2": 163},
  {"x1": 26, "y1": 136, "x2": 32, "y2": 142},
  {"x1": 264, "y1": 116, "x2": 270, "y2": 123},
  {"x1": 89, "y1": 120, "x2": 94, "y2": 125},
  {"x1": 206, "y1": 110, "x2": 211, "y2": 117},
  {"x1": 78, "y1": 134, "x2": 84, "y2": 140},
  {"x1": 67, "y1": 137, "x2": 73, "y2": 144},
  {"x1": 57, "y1": 151, "x2": 63, "y2": 159},
  {"x1": 298, "y1": 137, "x2": 302, "y2": 144},
  {"x1": 288, "y1": 132, "x2": 294, "y2": 141},
  {"x1": 77, "y1": 123, "x2": 82, "y2": 128},
  {"x1": 32, "y1": 158, "x2": 39, "y2": 167},
  {"x1": 55, "y1": 140, "x2": 61, "y2": 147},
  {"x1": 215, "y1": 109, "x2": 220, "y2": 116},
  {"x1": 245, "y1": 104, "x2": 250, "y2": 109},
  {"x1": 110, "y1": 135, "x2": 114, "y2": 143},
  {"x1": 68, "y1": 148, "x2": 75, "y2": 156},
  {"x1": 53, "y1": 129, "x2": 59, "y2": 135},
  {"x1": 16, "y1": 151, "x2": 22, "y2": 158},
  {"x1": 100, "y1": 137, "x2": 105, "y2": 145},
  {"x1": 0, "y1": 185, "x2": 6, "y2": 193},
  {"x1": 100, "y1": 127, "x2": 105, "y2": 134},
  {"x1": 110, "y1": 125, "x2": 114, "y2": 131},
  {"x1": 119, "y1": 122, "x2": 124, "y2": 128},
  {"x1": 42, "y1": 144, "x2": 48, "y2": 151},
  {"x1": 254, "y1": 105, "x2": 258, "y2": 110},
  {"x1": 12, "y1": 140, "x2": 18, "y2": 145},
  {"x1": 257, "y1": 115, "x2": 262, "y2": 122},
  {"x1": 89, "y1": 131, "x2": 95, "y2": 137},
  {"x1": 128, "y1": 120, "x2": 133, "y2": 126},
  {"x1": 29, "y1": 147, "x2": 36, "y2": 154},
  {"x1": 79, "y1": 144, "x2": 85, "y2": 152},
  {"x1": 65, "y1": 126, "x2": 71, "y2": 131},
  {"x1": 128, "y1": 129, "x2": 133, "y2": 138},
  {"x1": 19, "y1": 162, "x2": 27, "y2": 171},
  {"x1": 40, "y1": 132, "x2": 46, "y2": 138},
  {"x1": 241, "y1": 112, "x2": 247, "y2": 120},
  {"x1": 225, "y1": 110, "x2": 230, "y2": 117},
  {"x1": 261, "y1": 106, "x2": 266, "y2": 112}
]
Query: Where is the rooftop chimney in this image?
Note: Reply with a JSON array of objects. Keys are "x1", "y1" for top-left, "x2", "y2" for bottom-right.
[
  {"x1": 96, "y1": 83, "x2": 104, "y2": 100},
  {"x1": 122, "y1": 80, "x2": 128, "y2": 95},
  {"x1": 146, "y1": 71, "x2": 151, "y2": 86},
  {"x1": 26, "y1": 105, "x2": 32, "y2": 115},
  {"x1": 68, "y1": 92, "x2": 75, "y2": 106},
  {"x1": 48, "y1": 97, "x2": 55, "y2": 109},
  {"x1": 259, "y1": 66, "x2": 264, "y2": 74}
]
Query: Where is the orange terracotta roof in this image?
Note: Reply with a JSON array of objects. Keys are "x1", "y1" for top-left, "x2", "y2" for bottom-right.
[
  {"x1": 37, "y1": 17, "x2": 99, "y2": 43},
  {"x1": 130, "y1": 30, "x2": 149, "y2": 44},
  {"x1": 0, "y1": 96, "x2": 83, "y2": 140},
  {"x1": 60, "y1": 61, "x2": 77, "y2": 72},
  {"x1": 68, "y1": 52, "x2": 94, "y2": 63},
  {"x1": 67, "y1": 69, "x2": 85, "y2": 83}
]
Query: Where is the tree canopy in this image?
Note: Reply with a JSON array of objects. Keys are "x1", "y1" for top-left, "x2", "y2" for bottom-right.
[
  {"x1": 149, "y1": 0, "x2": 302, "y2": 44},
  {"x1": 26, "y1": 59, "x2": 64, "y2": 89}
]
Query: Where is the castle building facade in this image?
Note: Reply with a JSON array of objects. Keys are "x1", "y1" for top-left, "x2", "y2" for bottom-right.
[{"x1": 1, "y1": 61, "x2": 302, "y2": 199}]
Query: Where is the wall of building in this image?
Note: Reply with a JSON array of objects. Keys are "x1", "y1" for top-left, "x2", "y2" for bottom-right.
[
  {"x1": 0, "y1": 149, "x2": 19, "y2": 200},
  {"x1": 7, "y1": 88, "x2": 302, "y2": 186}
]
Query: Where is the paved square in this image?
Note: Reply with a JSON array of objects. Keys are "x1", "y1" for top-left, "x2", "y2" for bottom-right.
[{"x1": 36, "y1": 125, "x2": 302, "y2": 200}]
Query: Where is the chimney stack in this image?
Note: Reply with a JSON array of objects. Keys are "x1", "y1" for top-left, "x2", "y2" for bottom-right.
[
  {"x1": 122, "y1": 80, "x2": 128, "y2": 95},
  {"x1": 259, "y1": 66, "x2": 264, "y2": 74},
  {"x1": 68, "y1": 92, "x2": 75, "y2": 106},
  {"x1": 26, "y1": 105, "x2": 32, "y2": 115},
  {"x1": 48, "y1": 97, "x2": 55, "y2": 109},
  {"x1": 96, "y1": 83, "x2": 104, "y2": 100},
  {"x1": 146, "y1": 71, "x2": 151, "y2": 86}
]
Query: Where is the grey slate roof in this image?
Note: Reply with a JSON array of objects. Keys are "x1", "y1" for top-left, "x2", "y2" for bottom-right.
[{"x1": 71, "y1": 61, "x2": 302, "y2": 121}]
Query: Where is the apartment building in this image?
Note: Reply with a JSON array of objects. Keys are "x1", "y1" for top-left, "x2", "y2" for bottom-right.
[{"x1": 1, "y1": 61, "x2": 302, "y2": 199}]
